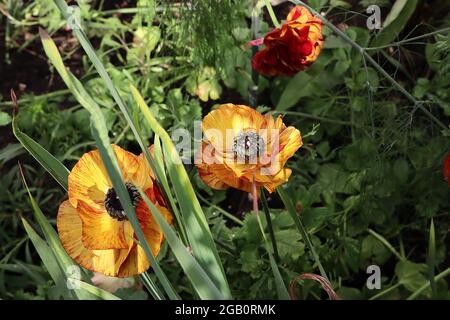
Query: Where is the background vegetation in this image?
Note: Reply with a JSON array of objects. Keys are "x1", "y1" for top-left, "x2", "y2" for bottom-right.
[{"x1": 0, "y1": 0, "x2": 449, "y2": 300}]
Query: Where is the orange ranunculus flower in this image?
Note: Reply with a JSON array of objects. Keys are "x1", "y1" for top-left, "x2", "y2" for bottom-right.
[
  {"x1": 57, "y1": 144, "x2": 172, "y2": 278},
  {"x1": 252, "y1": 5, "x2": 324, "y2": 77},
  {"x1": 444, "y1": 152, "x2": 450, "y2": 186},
  {"x1": 196, "y1": 104, "x2": 302, "y2": 193}
]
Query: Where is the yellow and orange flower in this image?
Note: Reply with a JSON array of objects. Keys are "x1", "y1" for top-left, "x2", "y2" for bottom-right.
[
  {"x1": 57, "y1": 144, "x2": 172, "y2": 278},
  {"x1": 252, "y1": 5, "x2": 324, "y2": 77},
  {"x1": 196, "y1": 104, "x2": 302, "y2": 193}
]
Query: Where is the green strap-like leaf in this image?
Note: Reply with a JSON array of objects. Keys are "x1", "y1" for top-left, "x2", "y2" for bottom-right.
[
  {"x1": 139, "y1": 189, "x2": 224, "y2": 300},
  {"x1": 12, "y1": 115, "x2": 69, "y2": 191},
  {"x1": 21, "y1": 218, "x2": 70, "y2": 299},
  {"x1": 131, "y1": 85, "x2": 231, "y2": 298}
]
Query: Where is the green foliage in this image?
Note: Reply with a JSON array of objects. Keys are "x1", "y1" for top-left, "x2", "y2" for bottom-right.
[{"x1": 1, "y1": 0, "x2": 449, "y2": 300}]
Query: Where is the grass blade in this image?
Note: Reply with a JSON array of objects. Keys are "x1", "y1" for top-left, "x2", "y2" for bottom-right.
[
  {"x1": 40, "y1": 26, "x2": 178, "y2": 300},
  {"x1": 407, "y1": 267, "x2": 450, "y2": 300},
  {"x1": 277, "y1": 187, "x2": 329, "y2": 281},
  {"x1": 21, "y1": 218, "x2": 69, "y2": 299},
  {"x1": 90, "y1": 124, "x2": 180, "y2": 300},
  {"x1": 77, "y1": 281, "x2": 121, "y2": 300},
  {"x1": 260, "y1": 188, "x2": 280, "y2": 262},
  {"x1": 130, "y1": 85, "x2": 231, "y2": 298},
  {"x1": 11, "y1": 91, "x2": 69, "y2": 191},
  {"x1": 140, "y1": 272, "x2": 165, "y2": 300},
  {"x1": 427, "y1": 219, "x2": 436, "y2": 298},
  {"x1": 139, "y1": 189, "x2": 225, "y2": 300}
]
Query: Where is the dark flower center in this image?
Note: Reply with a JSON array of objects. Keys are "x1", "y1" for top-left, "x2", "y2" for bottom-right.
[
  {"x1": 233, "y1": 130, "x2": 265, "y2": 162},
  {"x1": 104, "y1": 182, "x2": 141, "y2": 221}
]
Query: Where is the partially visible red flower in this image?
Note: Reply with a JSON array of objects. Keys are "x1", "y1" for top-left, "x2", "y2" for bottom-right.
[
  {"x1": 252, "y1": 6, "x2": 324, "y2": 77},
  {"x1": 444, "y1": 152, "x2": 450, "y2": 186}
]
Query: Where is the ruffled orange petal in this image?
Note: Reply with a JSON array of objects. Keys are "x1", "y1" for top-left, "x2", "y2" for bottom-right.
[
  {"x1": 118, "y1": 197, "x2": 172, "y2": 277},
  {"x1": 278, "y1": 126, "x2": 302, "y2": 166},
  {"x1": 78, "y1": 201, "x2": 131, "y2": 250},
  {"x1": 206, "y1": 163, "x2": 254, "y2": 193},
  {"x1": 202, "y1": 104, "x2": 266, "y2": 155},
  {"x1": 68, "y1": 144, "x2": 152, "y2": 211},
  {"x1": 68, "y1": 148, "x2": 111, "y2": 210},
  {"x1": 57, "y1": 200, "x2": 134, "y2": 277},
  {"x1": 257, "y1": 167, "x2": 292, "y2": 193}
]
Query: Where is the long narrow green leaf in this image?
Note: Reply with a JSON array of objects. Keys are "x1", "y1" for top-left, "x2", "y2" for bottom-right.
[
  {"x1": 19, "y1": 167, "x2": 97, "y2": 300},
  {"x1": 139, "y1": 190, "x2": 224, "y2": 300},
  {"x1": 21, "y1": 218, "x2": 69, "y2": 299},
  {"x1": 77, "y1": 281, "x2": 121, "y2": 300},
  {"x1": 278, "y1": 187, "x2": 329, "y2": 281},
  {"x1": 253, "y1": 207, "x2": 289, "y2": 299},
  {"x1": 130, "y1": 85, "x2": 231, "y2": 298},
  {"x1": 268, "y1": 251, "x2": 290, "y2": 299},
  {"x1": 407, "y1": 267, "x2": 450, "y2": 300},
  {"x1": 140, "y1": 272, "x2": 165, "y2": 300},
  {"x1": 51, "y1": 0, "x2": 184, "y2": 252},
  {"x1": 50, "y1": 1, "x2": 229, "y2": 297},
  {"x1": 90, "y1": 125, "x2": 180, "y2": 300},
  {"x1": 12, "y1": 101, "x2": 69, "y2": 191},
  {"x1": 427, "y1": 219, "x2": 436, "y2": 298},
  {"x1": 40, "y1": 27, "x2": 178, "y2": 300},
  {"x1": 152, "y1": 134, "x2": 188, "y2": 244}
]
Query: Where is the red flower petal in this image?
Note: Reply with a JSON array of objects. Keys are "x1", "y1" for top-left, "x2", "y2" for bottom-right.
[{"x1": 443, "y1": 152, "x2": 450, "y2": 186}]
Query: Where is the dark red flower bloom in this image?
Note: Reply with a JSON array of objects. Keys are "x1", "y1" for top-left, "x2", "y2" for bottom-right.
[{"x1": 251, "y1": 6, "x2": 324, "y2": 77}]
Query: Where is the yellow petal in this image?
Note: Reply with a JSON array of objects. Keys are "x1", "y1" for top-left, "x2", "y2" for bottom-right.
[
  {"x1": 262, "y1": 168, "x2": 292, "y2": 193},
  {"x1": 68, "y1": 144, "x2": 151, "y2": 211},
  {"x1": 68, "y1": 148, "x2": 111, "y2": 210},
  {"x1": 77, "y1": 201, "x2": 132, "y2": 250},
  {"x1": 202, "y1": 104, "x2": 266, "y2": 155},
  {"x1": 57, "y1": 200, "x2": 134, "y2": 277},
  {"x1": 118, "y1": 200, "x2": 171, "y2": 277}
]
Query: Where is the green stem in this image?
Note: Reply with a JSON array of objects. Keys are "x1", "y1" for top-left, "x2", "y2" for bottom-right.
[
  {"x1": 427, "y1": 219, "x2": 437, "y2": 298},
  {"x1": 277, "y1": 187, "x2": 329, "y2": 281},
  {"x1": 368, "y1": 229, "x2": 403, "y2": 261},
  {"x1": 253, "y1": 175, "x2": 290, "y2": 299},
  {"x1": 369, "y1": 282, "x2": 401, "y2": 300},
  {"x1": 140, "y1": 272, "x2": 166, "y2": 300},
  {"x1": 407, "y1": 267, "x2": 450, "y2": 300},
  {"x1": 0, "y1": 89, "x2": 70, "y2": 107},
  {"x1": 250, "y1": 3, "x2": 260, "y2": 107},
  {"x1": 260, "y1": 188, "x2": 280, "y2": 262},
  {"x1": 196, "y1": 193, "x2": 244, "y2": 226},
  {"x1": 365, "y1": 27, "x2": 450, "y2": 51},
  {"x1": 263, "y1": 0, "x2": 280, "y2": 28},
  {"x1": 269, "y1": 110, "x2": 354, "y2": 126},
  {"x1": 290, "y1": 0, "x2": 448, "y2": 132}
]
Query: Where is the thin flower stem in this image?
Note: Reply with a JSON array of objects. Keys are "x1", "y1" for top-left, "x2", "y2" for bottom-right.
[
  {"x1": 196, "y1": 192, "x2": 244, "y2": 226},
  {"x1": 269, "y1": 110, "x2": 354, "y2": 126},
  {"x1": 277, "y1": 187, "x2": 329, "y2": 281},
  {"x1": 263, "y1": 0, "x2": 281, "y2": 28},
  {"x1": 250, "y1": 2, "x2": 260, "y2": 107},
  {"x1": 365, "y1": 27, "x2": 450, "y2": 51},
  {"x1": 252, "y1": 173, "x2": 266, "y2": 240},
  {"x1": 290, "y1": 0, "x2": 449, "y2": 132},
  {"x1": 368, "y1": 282, "x2": 401, "y2": 300},
  {"x1": 260, "y1": 188, "x2": 280, "y2": 262},
  {"x1": 407, "y1": 267, "x2": 450, "y2": 300},
  {"x1": 253, "y1": 175, "x2": 290, "y2": 299},
  {"x1": 368, "y1": 228, "x2": 403, "y2": 261}
]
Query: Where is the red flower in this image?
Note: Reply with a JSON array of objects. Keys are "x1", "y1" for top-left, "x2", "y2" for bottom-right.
[
  {"x1": 252, "y1": 6, "x2": 324, "y2": 77},
  {"x1": 444, "y1": 152, "x2": 450, "y2": 186}
]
